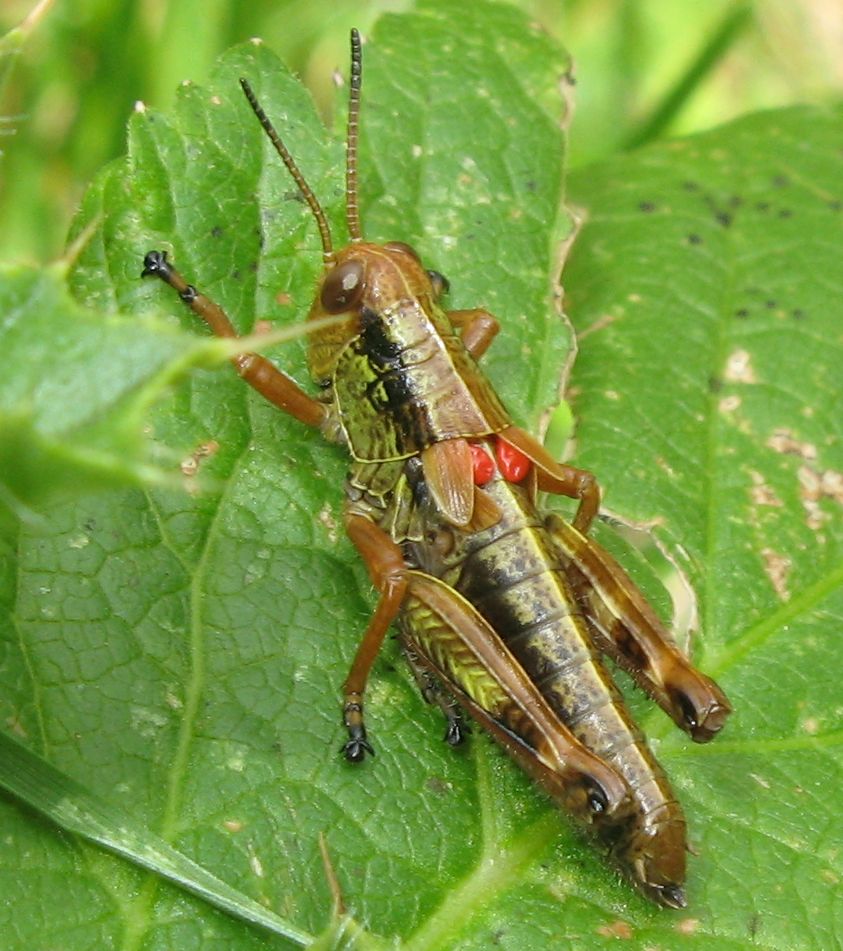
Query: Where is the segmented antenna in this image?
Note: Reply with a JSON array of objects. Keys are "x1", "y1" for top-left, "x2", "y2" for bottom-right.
[
  {"x1": 345, "y1": 29, "x2": 363, "y2": 242},
  {"x1": 239, "y1": 77, "x2": 336, "y2": 264}
]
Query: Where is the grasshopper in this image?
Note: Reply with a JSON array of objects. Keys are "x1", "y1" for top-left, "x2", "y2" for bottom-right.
[{"x1": 141, "y1": 30, "x2": 730, "y2": 907}]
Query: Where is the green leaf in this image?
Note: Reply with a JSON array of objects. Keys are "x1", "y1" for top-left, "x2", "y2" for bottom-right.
[
  {"x1": 0, "y1": 728, "x2": 314, "y2": 944},
  {"x1": 2, "y1": 2, "x2": 841, "y2": 950}
]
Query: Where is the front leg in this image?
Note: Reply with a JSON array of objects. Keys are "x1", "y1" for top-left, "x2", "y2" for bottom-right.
[
  {"x1": 448, "y1": 308, "x2": 500, "y2": 359},
  {"x1": 141, "y1": 251, "x2": 326, "y2": 429}
]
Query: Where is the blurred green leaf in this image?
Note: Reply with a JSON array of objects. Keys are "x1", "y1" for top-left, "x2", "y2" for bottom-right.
[
  {"x1": 0, "y1": 264, "x2": 227, "y2": 517},
  {"x1": 2, "y1": 2, "x2": 842, "y2": 950},
  {"x1": 621, "y1": 2, "x2": 752, "y2": 150}
]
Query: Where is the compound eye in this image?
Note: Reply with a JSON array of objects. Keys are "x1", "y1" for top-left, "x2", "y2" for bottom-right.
[
  {"x1": 427, "y1": 269, "x2": 450, "y2": 299},
  {"x1": 383, "y1": 240, "x2": 421, "y2": 262},
  {"x1": 320, "y1": 260, "x2": 365, "y2": 313}
]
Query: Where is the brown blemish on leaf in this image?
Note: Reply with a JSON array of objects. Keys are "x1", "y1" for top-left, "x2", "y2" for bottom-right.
[
  {"x1": 655, "y1": 456, "x2": 678, "y2": 477},
  {"x1": 577, "y1": 312, "x2": 617, "y2": 340},
  {"x1": 5, "y1": 716, "x2": 28, "y2": 738},
  {"x1": 766, "y1": 428, "x2": 817, "y2": 460},
  {"x1": 597, "y1": 920, "x2": 633, "y2": 939},
  {"x1": 761, "y1": 547, "x2": 791, "y2": 601},
  {"x1": 749, "y1": 470, "x2": 783, "y2": 507},
  {"x1": 275, "y1": 292, "x2": 293, "y2": 306},
  {"x1": 318, "y1": 502, "x2": 339, "y2": 543},
  {"x1": 181, "y1": 439, "x2": 220, "y2": 481},
  {"x1": 676, "y1": 918, "x2": 701, "y2": 935},
  {"x1": 797, "y1": 464, "x2": 843, "y2": 530},
  {"x1": 719, "y1": 395, "x2": 741, "y2": 413},
  {"x1": 254, "y1": 319, "x2": 273, "y2": 334},
  {"x1": 724, "y1": 348, "x2": 756, "y2": 383},
  {"x1": 764, "y1": 430, "x2": 840, "y2": 529},
  {"x1": 425, "y1": 776, "x2": 453, "y2": 796}
]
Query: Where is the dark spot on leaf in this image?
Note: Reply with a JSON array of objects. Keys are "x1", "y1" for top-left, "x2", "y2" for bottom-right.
[
  {"x1": 709, "y1": 376, "x2": 723, "y2": 393},
  {"x1": 83, "y1": 518, "x2": 96, "y2": 532},
  {"x1": 232, "y1": 269, "x2": 241, "y2": 280},
  {"x1": 772, "y1": 174, "x2": 790, "y2": 188},
  {"x1": 682, "y1": 180, "x2": 699, "y2": 192},
  {"x1": 755, "y1": 201, "x2": 770, "y2": 213},
  {"x1": 639, "y1": 201, "x2": 656, "y2": 213},
  {"x1": 792, "y1": 308, "x2": 806, "y2": 319},
  {"x1": 715, "y1": 211, "x2": 732, "y2": 227},
  {"x1": 525, "y1": 179, "x2": 537, "y2": 192},
  {"x1": 211, "y1": 225, "x2": 223, "y2": 239},
  {"x1": 687, "y1": 233, "x2": 703, "y2": 245},
  {"x1": 765, "y1": 300, "x2": 777, "y2": 309},
  {"x1": 425, "y1": 777, "x2": 452, "y2": 796},
  {"x1": 778, "y1": 208, "x2": 792, "y2": 218},
  {"x1": 728, "y1": 195, "x2": 743, "y2": 208},
  {"x1": 734, "y1": 308, "x2": 749, "y2": 319},
  {"x1": 249, "y1": 261, "x2": 258, "y2": 272},
  {"x1": 828, "y1": 200, "x2": 841, "y2": 212}
]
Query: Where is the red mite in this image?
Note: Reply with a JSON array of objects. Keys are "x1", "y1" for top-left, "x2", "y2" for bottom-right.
[
  {"x1": 470, "y1": 438, "x2": 532, "y2": 486},
  {"x1": 496, "y1": 438, "x2": 531, "y2": 483}
]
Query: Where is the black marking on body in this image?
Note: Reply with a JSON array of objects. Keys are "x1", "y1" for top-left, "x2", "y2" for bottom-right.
[{"x1": 357, "y1": 306, "x2": 432, "y2": 449}]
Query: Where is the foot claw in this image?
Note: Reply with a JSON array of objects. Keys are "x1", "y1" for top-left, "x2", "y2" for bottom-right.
[
  {"x1": 342, "y1": 737, "x2": 375, "y2": 762},
  {"x1": 444, "y1": 719, "x2": 469, "y2": 747},
  {"x1": 141, "y1": 249, "x2": 170, "y2": 280}
]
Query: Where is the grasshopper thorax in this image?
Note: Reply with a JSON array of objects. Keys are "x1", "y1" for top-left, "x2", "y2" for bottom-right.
[
  {"x1": 306, "y1": 240, "x2": 447, "y2": 384},
  {"x1": 241, "y1": 30, "x2": 509, "y2": 473}
]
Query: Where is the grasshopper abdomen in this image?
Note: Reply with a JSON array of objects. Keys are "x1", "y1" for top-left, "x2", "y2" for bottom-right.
[{"x1": 404, "y1": 452, "x2": 688, "y2": 906}]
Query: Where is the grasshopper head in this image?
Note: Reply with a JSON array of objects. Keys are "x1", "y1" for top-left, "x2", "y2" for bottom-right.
[{"x1": 241, "y1": 32, "x2": 451, "y2": 388}]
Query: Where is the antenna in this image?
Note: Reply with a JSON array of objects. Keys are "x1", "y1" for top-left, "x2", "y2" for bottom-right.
[
  {"x1": 239, "y1": 77, "x2": 336, "y2": 264},
  {"x1": 345, "y1": 28, "x2": 363, "y2": 242}
]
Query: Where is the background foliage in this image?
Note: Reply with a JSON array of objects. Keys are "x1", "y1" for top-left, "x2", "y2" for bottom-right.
[
  {"x1": 3, "y1": 0, "x2": 843, "y2": 263},
  {"x1": 1, "y1": 1, "x2": 842, "y2": 949}
]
